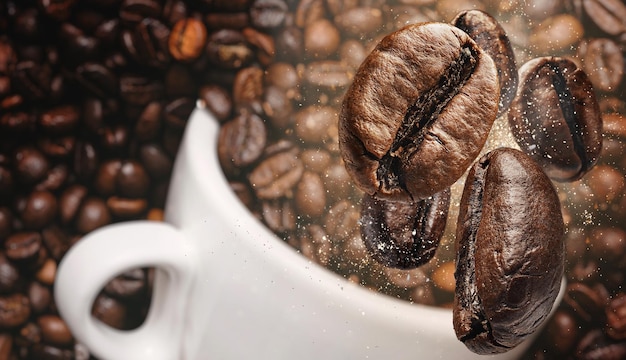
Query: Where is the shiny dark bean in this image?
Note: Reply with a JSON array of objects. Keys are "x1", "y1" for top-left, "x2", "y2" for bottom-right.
[
  {"x1": 508, "y1": 57, "x2": 603, "y2": 182},
  {"x1": 360, "y1": 188, "x2": 450, "y2": 269},
  {"x1": 0, "y1": 294, "x2": 30, "y2": 328},
  {"x1": 453, "y1": 148, "x2": 564, "y2": 354}
]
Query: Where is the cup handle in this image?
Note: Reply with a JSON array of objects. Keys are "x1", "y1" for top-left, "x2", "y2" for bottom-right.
[{"x1": 54, "y1": 221, "x2": 197, "y2": 360}]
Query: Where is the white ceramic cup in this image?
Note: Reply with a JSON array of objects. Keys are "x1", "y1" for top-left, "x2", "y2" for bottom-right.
[{"x1": 55, "y1": 107, "x2": 564, "y2": 360}]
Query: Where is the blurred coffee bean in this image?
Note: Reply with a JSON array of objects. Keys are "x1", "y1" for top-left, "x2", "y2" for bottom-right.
[
  {"x1": 586, "y1": 164, "x2": 625, "y2": 204},
  {"x1": 12, "y1": 62, "x2": 52, "y2": 101},
  {"x1": 134, "y1": 102, "x2": 163, "y2": 142},
  {"x1": 106, "y1": 196, "x2": 148, "y2": 218},
  {"x1": 119, "y1": 75, "x2": 164, "y2": 106},
  {"x1": 545, "y1": 308, "x2": 581, "y2": 354},
  {"x1": 75, "y1": 197, "x2": 111, "y2": 234},
  {"x1": 123, "y1": 18, "x2": 171, "y2": 69},
  {"x1": 39, "y1": 105, "x2": 80, "y2": 135},
  {"x1": 250, "y1": 0, "x2": 288, "y2": 29},
  {"x1": 73, "y1": 141, "x2": 99, "y2": 181},
  {"x1": 324, "y1": 200, "x2": 359, "y2": 242},
  {"x1": 0, "y1": 332, "x2": 12, "y2": 358},
  {"x1": 41, "y1": 226, "x2": 71, "y2": 261},
  {"x1": 116, "y1": 161, "x2": 150, "y2": 198},
  {"x1": 578, "y1": 38, "x2": 624, "y2": 93},
  {"x1": 169, "y1": 18, "x2": 207, "y2": 61},
  {"x1": 100, "y1": 125, "x2": 130, "y2": 155},
  {"x1": 334, "y1": 7, "x2": 383, "y2": 38},
  {"x1": 74, "y1": 62, "x2": 118, "y2": 99},
  {"x1": 274, "y1": 26, "x2": 303, "y2": 60},
  {"x1": 164, "y1": 97, "x2": 195, "y2": 130},
  {"x1": 35, "y1": 258, "x2": 56, "y2": 286},
  {"x1": 580, "y1": 0, "x2": 626, "y2": 36},
  {"x1": 37, "y1": 137, "x2": 75, "y2": 159},
  {"x1": 104, "y1": 268, "x2": 146, "y2": 299},
  {"x1": 563, "y1": 282, "x2": 609, "y2": 324},
  {"x1": 0, "y1": 254, "x2": 19, "y2": 294},
  {"x1": 94, "y1": 160, "x2": 122, "y2": 197},
  {"x1": 91, "y1": 293, "x2": 126, "y2": 329},
  {"x1": 37, "y1": 315, "x2": 73, "y2": 347},
  {"x1": 30, "y1": 343, "x2": 74, "y2": 360},
  {"x1": 139, "y1": 143, "x2": 172, "y2": 179},
  {"x1": 232, "y1": 66, "x2": 264, "y2": 113},
  {"x1": 589, "y1": 227, "x2": 626, "y2": 267},
  {"x1": 0, "y1": 208, "x2": 13, "y2": 240},
  {"x1": 4, "y1": 232, "x2": 42, "y2": 265},
  {"x1": 58, "y1": 185, "x2": 87, "y2": 225},
  {"x1": 261, "y1": 198, "x2": 296, "y2": 234},
  {"x1": 261, "y1": 85, "x2": 292, "y2": 128},
  {"x1": 20, "y1": 190, "x2": 57, "y2": 230},
  {"x1": 218, "y1": 112, "x2": 267, "y2": 176},
  {"x1": 0, "y1": 294, "x2": 30, "y2": 329},
  {"x1": 606, "y1": 292, "x2": 626, "y2": 340},
  {"x1": 304, "y1": 19, "x2": 340, "y2": 59},
  {"x1": 249, "y1": 147, "x2": 303, "y2": 199},
  {"x1": 198, "y1": 84, "x2": 233, "y2": 122},
  {"x1": 303, "y1": 61, "x2": 353, "y2": 91},
  {"x1": 58, "y1": 23, "x2": 101, "y2": 65},
  {"x1": 14, "y1": 146, "x2": 49, "y2": 185},
  {"x1": 294, "y1": 171, "x2": 326, "y2": 218},
  {"x1": 206, "y1": 29, "x2": 254, "y2": 69},
  {"x1": 529, "y1": 14, "x2": 584, "y2": 54},
  {"x1": 120, "y1": 0, "x2": 163, "y2": 26},
  {"x1": 575, "y1": 328, "x2": 626, "y2": 360},
  {"x1": 28, "y1": 281, "x2": 51, "y2": 314},
  {"x1": 294, "y1": 105, "x2": 336, "y2": 144},
  {"x1": 33, "y1": 164, "x2": 68, "y2": 193}
]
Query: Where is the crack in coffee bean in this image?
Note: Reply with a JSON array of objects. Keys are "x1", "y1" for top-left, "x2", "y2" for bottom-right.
[{"x1": 376, "y1": 45, "x2": 477, "y2": 198}]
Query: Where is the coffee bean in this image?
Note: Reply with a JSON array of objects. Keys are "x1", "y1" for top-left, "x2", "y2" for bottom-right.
[
  {"x1": 324, "y1": 200, "x2": 360, "y2": 242},
  {"x1": 0, "y1": 208, "x2": 13, "y2": 241},
  {"x1": 123, "y1": 18, "x2": 171, "y2": 69},
  {"x1": 163, "y1": 97, "x2": 195, "y2": 130},
  {"x1": 528, "y1": 14, "x2": 584, "y2": 54},
  {"x1": 232, "y1": 66, "x2": 264, "y2": 113},
  {"x1": 169, "y1": 18, "x2": 207, "y2": 62},
  {"x1": 103, "y1": 268, "x2": 146, "y2": 299},
  {"x1": 205, "y1": 12, "x2": 250, "y2": 30},
  {"x1": 261, "y1": 85, "x2": 292, "y2": 129},
  {"x1": 28, "y1": 281, "x2": 51, "y2": 314},
  {"x1": 119, "y1": 75, "x2": 164, "y2": 106},
  {"x1": 218, "y1": 112, "x2": 267, "y2": 175},
  {"x1": 304, "y1": 19, "x2": 340, "y2": 59},
  {"x1": 303, "y1": 60, "x2": 353, "y2": 92},
  {"x1": 453, "y1": 148, "x2": 564, "y2": 354},
  {"x1": 360, "y1": 189, "x2": 450, "y2": 269},
  {"x1": 206, "y1": 29, "x2": 254, "y2": 69},
  {"x1": 74, "y1": 62, "x2": 118, "y2": 99},
  {"x1": 20, "y1": 190, "x2": 57, "y2": 230},
  {"x1": 120, "y1": 0, "x2": 163, "y2": 26},
  {"x1": 41, "y1": 226, "x2": 71, "y2": 261},
  {"x1": 564, "y1": 282, "x2": 609, "y2": 324},
  {"x1": 581, "y1": 0, "x2": 626, "y2": 36},
  {"x1": 35, "y1": 258, "x2": 56, "y2": 286},
  {"x1": 198, "y1": 84, "x2": 233, "y2": 122},
  {"x1": 294, "y1": 171, "x2": 326, "y2": 218},
  {"x1": 432, "y1": 261, "x2": 456, "y2": 293},
  {"x1": 250, "y1": 0, "x2": 288, "y2": 29},
  {"x1": 14, "y1": 146, "x2": 49, "y2": 185},
  {"x1": 300, "y1": 149, "x2": 331, "y2": 173},
  {"x1": 334, "y1": 7, "x2": 383, "y2": 38},
  {"x1": 39, "y1": 105, "x2": 80, "y2": 135},
  {"x1": 297, "y1": 224, "x2": 333, "y2": 267},
  {"x1": 261, "y1": 198, "x2": 296, "y2": 234},
  {"x1": 30, "y1": 343, "x2": 75, "y2": 360},
  {"x1": 588, "y1": 227, "x2": 626, "y2": 267},
  {"x1": 0, "y1": 253, "x2": 20, "y2": 294},
  {"x1": 452, "y1": 9, "x2": 518, "y2": 116},
  {"x1": 294, "y1": 105, "x2": 336, "y2": 144},
  {"x1": 75, "y1": 197, "x2": 111, "y2": 234},
  {"x1": 37, "y1": 137, "x2": 75, "y2": 159},
  {"x1": 139, "y1": 143, "x2": 173, "y2": 179},
  {"x1": 242, "y1": 27, "x2": 275, "y2": 65},
  {"x1": 0, "y1": 294, "x2": 30, "y2": 328},
  {"x1": 274, "y1": 26, "x2": 304, "y2": 60},
  {"x1": 249, "y1": 147, "x2": 303, "y2": 199},
  {"x1": 74, "y1": 140, "x2": 99, "y2": 181},
  {"x1": 37, "y1": 315, "x2": 73, "y2": 347},
  {"x1": 5, "y1": 232, "x2": 42, "y2": 264},
  {"x1": 509, "y1": 57, "x2": 603, "y2": 182},
  {"x1": 340, "y1": 23, "x2": 499, "y2": 201},
  {"x1": 575, "y1": 328, "x2": 626, "y2": 360},
  {"x1": 116, "y1": 161, "x2": 150, "y2": 198},
  {"x1": 578, "y1": 38, "x2": 624, "y2": 93},
  {"x1": 545, "y1": 309, "x2": 581, "y2": 354},
  {"x1": 106, "y1": 196, "x2": 148, "y2": 218}
]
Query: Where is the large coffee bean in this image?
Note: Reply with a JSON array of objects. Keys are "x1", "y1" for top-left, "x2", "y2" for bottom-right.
[
  {"x1": 339, "y1": 23, "x2": 499, "y2": 202},
  {"x1": 508, "y1": 57, "x2": 603, "y2": 182},
  {"x1": 453, "y1": 148, "x2": 564, "y2": 355},
  {"x1": 452, "y1": 9, "x2": 517, "y2": 116},
  {"x1": 359, "y1": 188, "x2": 450, "y2": 269}
]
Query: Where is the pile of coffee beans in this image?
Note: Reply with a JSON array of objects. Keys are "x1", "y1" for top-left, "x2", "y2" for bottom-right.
[{"x1": 0, "y1": 0, "x2": 625, "y2": 359}]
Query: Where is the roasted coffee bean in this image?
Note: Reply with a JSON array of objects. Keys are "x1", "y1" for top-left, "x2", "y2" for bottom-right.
[
  {"x1": 12, "y1": 61, "x2": 52, "y2": 102},
  {"x1": 206, "y1": 29, "x2": 254, "y2": 69},
  {"x1": 340, "y1": 23, "x2": 499, "y2": 201},
  {"x1": 29, "y1": 281, "x2": 51, "y2": 314},
  {"x1": 360, "y1": 188, "x2": 450, "y2": 269},
  {"x1": 0, "y1": 253, "x2": 19, "y2": 294},
  {"x1": 123, "y1": 18, "x2": 171, "y2": 69},
  {"x1": 163, "y1": 97, "x2": 195, "y2": 130},
  {"x1": 120, "y1": 0, "x2": 163, "y2": 26},
  {"x1": 261, "y1": 198, "x2": 296, "y2": 234},
  {"x1": 0, "y1": 208, "x2": 12, "y2": 241},
  {"x1": 453, "y1": 148, "x2": 564, "y2": 355},
  {"x1": 106, "y1": 196, "x2": 148, "y2": 218},
  {"x1": 545, "y1": 309, "x2": 581, "y2": 355},
  {"x1": 588, "y1": 227, "x2": 626, "y2": 267},
  {"x1": 232, "y1": 66, "x2": 264, "y2": 113},
  {"x1": 20, "y1": 190, "x2": 57, "y2": 230},
  {"x1": 34, "y1": 164, "x2": 68, "y2": 192},
  {"x1": 250, "y1": 0, "x2": 288, "y2": 29},
  {"x1": 205, "y1": 12, "x2": 250, "y2": 30},
  {"x1": 37, "y1": 137, "x2": 75, "y2": 159},
  {"x1": 39, "y1": 105, "x2": 80, "y2": 135},
  {"x1": 0, "y1": 294, "x2": 30, "y2": 329},
  {"x1": 508, "y1": 57, "x2": 603, "y2": 182},
  {"x1": 59, "y1": 185, "x2": 87, "y2": 225},
  {"x1": 139, "y1": 143, "x2": 173, "y2": 179},
  {"x1": 528, "y1": 14, "x2": 584, "y2": 54},
  {"x1": 74, "y1": 62, "x2": 118, "y2": 99},
  {"x1": 30, "y1": 343, "x2": 74, "y2": 360},
  {"x1": 577, "y1": 38, "x2": 624, "y2": 93},
  {"x1": 261, "y1": 85, "x2": 292, "y2": 128},
  {"x1": 116, "y1": 161, "x2": 150, "y2": 198},
  {"x1": 74, "y1": 140, "x2": 99, "y2": 181},
  {"x1": 334, "y1": 7, "x2": 383, "y2": 38},
  {"x1": 35, "y1": 258, "x2": 57, "y2": 285},
  {"x1": 274, "y1": 26, "x2": 304, "y2": 60},
  {"x1": 37, "y1": 315, "x2": 73, "y2": 347},
  {"x1": 198, "y1": 84, "x2": 233, "y2": 122},
  {"x1": 218, "y1": 112, "x2": 267, "y2": 175},
  {"x1": 294, "y1": 105, "x2": 336, "y2": 144},
  {"x1": 58, "y1": 23, "x2": 101, "y2": 65},
  {"x1": 452, "y1": 10, "x2": 517, "y2": 116},
  {"x1": 248, "y1": 147, "x2": 303, "y2": 199},
  {"x1": 4, "y1": 232, "x2": 42, "y2": 264},
  {"x1": 606, "y1": 292, "x2": 626, "y2": 340},
  {"x1": 242, "y1": 27, "x2": 275, "y2": 65},
  {"x1": 304, "y1": 19, "x2": 340, "y2": 59},
  {"x1": 297, "y1": 224, "x2": 333, "y2": 267},
  {"x1": 103, "y1": 268, "x2": 146, "y2": 299},
  {"x1": 575, "y1": 329, "x2": 626, "y2": 360},
  {"x1": 303, "y1": 60, "x2": 353, "y2": 92},
  {"x1": 75, "y1": 197, "x2": 111, "y2": 234},
  {"x1": 294, "y1": 171, "x2": 326, "y2": 218},
  {"x1": 563, "y1": 282, "x2": 609, "y2": 324},
  {"x1": 324, "y1": 200, "x2": 360, "y2": 242},
  {"x1": 169, "y1": 18, "x2": 207, "y2": 61},
  {"x1": 581, "y1": 0, "x2": 626, "y2": 36},
  {"x1": 14, "y1": 146, "x2": 49, "y2": 185},
  {"x1": 119, "y1": 75, "x2": 164, "y2": 106},
  {"x1": 0, "y1": 167, "x2": 13, "y2": 200}
]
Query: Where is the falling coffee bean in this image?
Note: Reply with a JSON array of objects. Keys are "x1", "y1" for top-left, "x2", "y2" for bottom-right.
[
  {"x1": 508, "y1": 56, "x2": 603, "y2": 182},
  {"x1": 339, "y1": 22, "x2": 499, "y2": 202},
  {"x1": 359, "y1": 188, "x2": 450, "y2": 269},
  {"x1": 453, "y1": 148, "x2": 564, "y2": 355}
]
